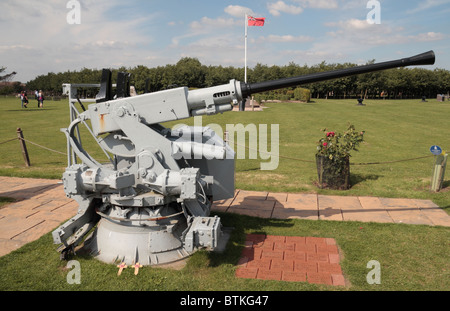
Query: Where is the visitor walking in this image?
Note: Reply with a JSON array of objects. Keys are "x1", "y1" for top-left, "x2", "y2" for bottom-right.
[
  {"x1": 20, "y1": 91, "x2": 24, "y2": 108},
  {"x1": 38, "y1": 90, "x2": 44, "y2": 108},
  {"x1": 35, "y1": 90, "x2": 39, "y2": 107},
  {"x1": 23, "y1": 91, "x2": 28, "y2": 108},
  {"x1": 20, "y1": 91, "x2": 28, "y2": 108}
]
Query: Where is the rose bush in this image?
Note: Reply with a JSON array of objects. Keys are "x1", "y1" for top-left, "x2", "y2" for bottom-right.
[
  {"x1": 316, "y1": 124, "x2": 365, "y2": 162},
  {"x1": 315, "y1": 124, "x2": 365, "y2": 189}
]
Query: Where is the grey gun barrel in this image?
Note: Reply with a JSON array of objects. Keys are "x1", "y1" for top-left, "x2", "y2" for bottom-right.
[{"x1": 240, "y1": 50, "x2": 435, "y2": 98}]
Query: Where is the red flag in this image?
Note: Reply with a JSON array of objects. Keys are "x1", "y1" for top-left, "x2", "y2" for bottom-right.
[{"x1": 248, "y1": 16, "x2": 265, "y2": 26}]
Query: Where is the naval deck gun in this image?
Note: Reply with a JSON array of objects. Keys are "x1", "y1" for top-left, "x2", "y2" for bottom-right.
[{"x1": 53, "y1": 51, "x2": 435, "y2": 266}]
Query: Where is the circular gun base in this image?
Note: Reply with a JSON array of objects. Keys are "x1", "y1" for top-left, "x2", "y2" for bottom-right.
[{"x1": 83, "y1": 216, "x2": 194, "y2": 266}]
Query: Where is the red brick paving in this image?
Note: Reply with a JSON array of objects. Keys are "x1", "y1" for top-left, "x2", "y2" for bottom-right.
[{"x1": 235, "y1": 234, "x2": 346, "y2": 286}]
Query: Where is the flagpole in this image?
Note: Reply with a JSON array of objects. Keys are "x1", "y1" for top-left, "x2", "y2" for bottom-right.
[
  {"x1": 240, "y1": 13, "x2": 248, "y2": 111},
  {"x1": 244, "y1": 13, "x2": 248, "y2": 84}
]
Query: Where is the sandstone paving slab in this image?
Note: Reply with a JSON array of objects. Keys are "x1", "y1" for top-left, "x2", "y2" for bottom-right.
[
  {"x1": 233, "y1": 190, "x2": 269, "y2": 204},
  {"x1": 266, "y1": 192, "x2": 288, "y2": 203},
  {"x1": 355, "y1": 196, "x2": 394, "y2": 223},
  {"x1": 413, "y1": 199, "x2": 450, "y2": 227},
  {"x1": 286, "y1": 193, "x2": 318, "y2": 208},
  {"x1": 0, "y1": 216, "x2": 46, "y2": 240},
  {"x1": 228, "y1": 199, "x2": 275, "y2": 218},
  {"x1": 317, "y1": 195, "x2": 348, "y2": 221},
  {"x1": 272, "y1": 193, "x2": 319, "y2": 220},
  {"x1": 0, "y1": 239, "x2": 27, "y2": 257},
  {"x1": 211, "y1": 197, "x2": 235, "y2": 213},
  {"x1": 378, "y1": 197, "x2": 435, "y2": 225},
  {"x1": 272, "y1": 202, "x2": 319, "y2": 220},
  {"x1": 10, "y1": 219, "x2": 63, "y2": 244},
  {"x1": 0, "y1": 178, "x2": 77, "y2": 257}
]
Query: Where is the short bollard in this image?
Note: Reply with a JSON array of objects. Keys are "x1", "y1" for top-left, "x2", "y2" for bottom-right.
[
  {"x1": 16, "y1": 128, "x2": 30, "y2": 167},
  {"x1": 431, "y1": 153, "x2": 447, "y2": 192}
]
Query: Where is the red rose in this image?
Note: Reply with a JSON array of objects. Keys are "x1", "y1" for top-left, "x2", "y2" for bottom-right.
[
  {"x1": 326, "y1": 132, "x2": 335, "y2": 137},
  {"x1": 323, "y1": 142, "x2": 328, "y2": 147}
]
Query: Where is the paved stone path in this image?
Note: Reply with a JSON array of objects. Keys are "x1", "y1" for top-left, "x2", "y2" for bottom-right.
[
  {"x1": 212, "y1": 189, "x2": 450, "y2": 226},
  {"x1": 0, "y1": 177, "x2": 77, "y2": 257},
  {"x1": 1, "y1": 177, "x2": 449, "y2": 258}
]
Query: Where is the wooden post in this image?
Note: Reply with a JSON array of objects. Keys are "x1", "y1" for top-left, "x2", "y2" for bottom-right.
[
  {"x1": 431, "y1": 153, "x2": 447, "y2": 192},
  {"x1": 223, "y1": 130, "x2": 229, "y2": 146},
  {"x1": 16, "y1": 128, "x2": 30, "y2": 167}
]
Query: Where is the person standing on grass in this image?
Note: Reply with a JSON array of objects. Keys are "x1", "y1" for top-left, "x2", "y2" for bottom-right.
[
  {"x1": 20, "y1": 91, "x2": 24, "y2": 108},
  {"x1": 23, "y1": 91, "x2": 28, "y2": 108},
  {"x1": 38, "y1": 90, "x2": 44, "y2": 108}
]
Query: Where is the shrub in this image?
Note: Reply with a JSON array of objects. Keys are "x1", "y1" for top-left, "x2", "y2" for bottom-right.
[{"x1": 293, "y1": 87, "x2": 311, "y2": 102}]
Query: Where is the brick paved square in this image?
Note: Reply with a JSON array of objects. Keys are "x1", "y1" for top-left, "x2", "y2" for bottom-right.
[
  {"x1": 306, "y1": 253, "x2": 329, "y2": 262},
  {"x1": 285, "y1": 236, "x2": 306, "y2": 244},
  {"x1": 247, "y1": 258, "x2": 272, "y2": 270},
  {"x1": 270, "y1": 259, "x2": 294, "y2": 272},
  {"x1": 265, "y1": 235, "x2": 286, "y2": 242},
  {"x1": 236, "y1": 234, "x2": 346, "y2": 286},
  {"x1": 236, "y1": 267, "x2": 258, "y2": 279},
  {"x1": 318, "y1": 262, "x2": 342, "y2": 274},
  {"x1": 261, "y1": 249, "x2": 284, "y2": 259},
  {"x1": 257, "y1": 269, "x2": 282, "y2": 281},
  {"x1": 294, "y1": 261, "x2": 318, "y2": 273},
  {"x1": 295, "y1": 243, "x2": 316, "y2": 252},
  {"x1": 282, "y1": 271, "x2": 307, "y2": 282},
  {"x1": 274, "y1": 241, "x2": 295, "y2": 251},
  {"x1": 284, "y1": 250, "x2": 306, "y2": 261},
  {"x1": 331, "y1": 274, "x2": 346, "y2": 286},
  {"x1": 307, "y1": 272, "x2": 333, "y2": 285},
  {"x1": 259, "y1": 241, "x2": 274, "y2": 250}
]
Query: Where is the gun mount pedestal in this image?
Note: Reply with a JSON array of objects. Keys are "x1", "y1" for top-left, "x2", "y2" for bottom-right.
[
  {"x1": 84, "y1": 211, "x2": 226, "y2": 266},
  {"x1": 53, "y1": 51, "x2": 435, "y2": 267}
]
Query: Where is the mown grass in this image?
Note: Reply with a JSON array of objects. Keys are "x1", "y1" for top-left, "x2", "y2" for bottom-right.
[
  {"x1": 0, "y1": 95, "x2": 449, "y2": 291},
  {"x1": 0, "y1": 212, "x2": 448, "y2": 291},
  {"x1": 1, "y1": 96, "x2": 450, "y2": 209}
]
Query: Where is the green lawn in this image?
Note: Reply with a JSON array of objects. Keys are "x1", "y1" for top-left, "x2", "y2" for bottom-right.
[
  {"x1": 1, "y1": 96, "x2": 450, "y2": 208},
  {"x1": 0, "y1": 95, "x2": 449, "y2": 291},
  {"x1": 0, "y1": 212, "x2": 448, "y2": 291}
]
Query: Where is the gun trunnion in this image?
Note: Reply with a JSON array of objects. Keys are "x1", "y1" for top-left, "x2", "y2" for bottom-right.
[{"x1": 53, "y1": 51, "x2": 435, "y2": 266}]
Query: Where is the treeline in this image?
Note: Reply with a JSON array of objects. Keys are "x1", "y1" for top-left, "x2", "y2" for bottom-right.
[{"x1": 26, "y1": 57, "x2": 450, "y2": 100}]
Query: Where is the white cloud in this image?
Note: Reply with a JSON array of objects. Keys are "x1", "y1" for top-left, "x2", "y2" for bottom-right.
[
  {"x1": 267, "y1": 1, "x2": 304, "y2": 16},
  {"x1": 190, "y1": 17, "x2": 240, "y2": 30},
  {"x1": 406, "y1": 0, "x2": 450, "y2": 14},
  {"x1": 324, "y1": 19, "x2": 447, "y2": 45},
  {"x1": 264, "y1": 34, "x2": 314, "y2": 43},
  {"x1": 224, "y1": 5, "x2": 255, "y2": 18},
  {"x1": 326, "y1": 18, "x2": 386, "y2": 32},
  {"x1": 410, "y1": 32, "x2": 446, "y2": 42},
  {"x1": 0, "y1": 0, "x2": 158, "y2": 82},
  {"x1": 292, "y1": 0, "x2": 338, "y2": 9},
  {"x1": 172, "y1": 16, "x2": 241, "y2": 46}
]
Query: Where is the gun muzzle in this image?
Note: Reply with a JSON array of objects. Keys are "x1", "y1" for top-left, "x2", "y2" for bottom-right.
[{"x1": 241, "y1": 50, "x2": 435, "y2": 97}]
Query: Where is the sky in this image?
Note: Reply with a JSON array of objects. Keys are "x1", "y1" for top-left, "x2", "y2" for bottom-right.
[{"x1": 1, "y1": 0, "x2": 449, "y2": 83}]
